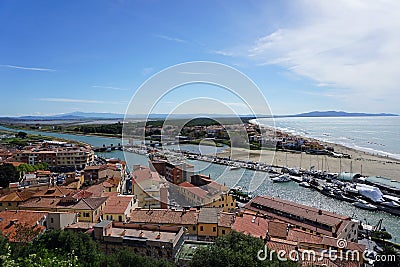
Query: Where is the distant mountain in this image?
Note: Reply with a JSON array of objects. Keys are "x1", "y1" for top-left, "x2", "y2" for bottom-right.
[
  {"x1": 0, "y1": 110, "x2": 397, "y2": 122},
  {"x1": 288, "y1": 111, "x2": 398, "y2": 118}
]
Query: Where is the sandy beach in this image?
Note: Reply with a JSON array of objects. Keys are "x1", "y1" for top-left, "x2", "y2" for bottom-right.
[{"x1": 217, "y1": 143, "x2": 400, "y2": 181}]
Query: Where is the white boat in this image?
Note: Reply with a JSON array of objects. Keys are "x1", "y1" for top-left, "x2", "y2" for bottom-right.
[
  {"x1": 353, "y1": 200, "x2": 378, "y2": 210},
  {"x1": 299, "y1": 182, "x2": 310, "y2": 188},
  {"x1": 272, "y1": 174, "x2": 292, "y2": 183},
  {"x1": 381, "y1": 201, "x2": 400, "y2": 208},
  {"x1": 344, "y1": 185, "x2": 359, "y2": 195},
  {"x1": 230, "y1": 164, "x2": 240, "y2": 170}
]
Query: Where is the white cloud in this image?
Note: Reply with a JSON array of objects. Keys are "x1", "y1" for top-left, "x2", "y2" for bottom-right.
[
  {"x1": 246, "y1": 0, "x2": 400, "y2": 111},
  {"x1": 0, "y1": 64, "x2": 56, "y2": 72},
  {"x1": 92, "y1": 85, "x2": 128, "y2": 91},
  {"x1": 154, "y1": 34, "x2": 187, "y2": 43},
  {"x1": 36, "y1": 98, "x2": 104, "y2": 103}
]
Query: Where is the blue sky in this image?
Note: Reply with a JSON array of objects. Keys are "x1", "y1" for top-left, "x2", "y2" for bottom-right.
[{"x1": 1, "y1": 0, "x2": 399, "y2": 116}]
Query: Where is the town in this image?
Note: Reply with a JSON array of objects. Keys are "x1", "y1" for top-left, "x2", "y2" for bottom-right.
[{"x1": 1, "y1": 130, "x2": 397, "y2": 266}]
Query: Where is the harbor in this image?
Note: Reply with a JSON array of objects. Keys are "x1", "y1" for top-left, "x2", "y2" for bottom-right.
[{"x1": 1, "y1": 124, "x2": 400, "y2": 243}]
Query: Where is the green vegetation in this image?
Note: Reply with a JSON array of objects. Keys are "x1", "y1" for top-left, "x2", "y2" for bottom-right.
[
  {"x1": 0, "y1": 163, "x2": 49, "y2": 188},
  {"x1": 190, "y1": 231, "x2": 299, "y2": 267},
  {"x1": 0, "y1": 230, "x2": 176, "y2": 267},
  {"x1": 16, "y1": 163, "x2": 49, "y2": 174},
  {"x1": 0, "y1": 164, "x2": 19, "y2": 188}
]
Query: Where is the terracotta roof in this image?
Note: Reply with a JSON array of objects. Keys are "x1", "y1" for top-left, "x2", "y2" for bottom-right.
[
  {"x1": 84, "y1": 165, "x2": 106, "y2": 171},
  {"x1": 182, "y1": 186, "x2": 208, "y2": 198},
  {"x1": 85, "y1": 183, "x2": 104, "y2": 197},
  {"x1": 0, "y1": 189, "x2": 37, "y2": 202},
  {"x1": 73, "y1": 197, "x2": 108, "y2": 210},
  {"x1": 130, "y1": 209, "x2": 198, "y2": 225},
  {"x1": 72, "y1": 190, "x2": 93, "y2": 200},
  {"x1": 268, "y1": 221, "x2": 288, "y2": 238},
  {"x1": 0, "y1": 210, "x2": 48, "y2": 242},
  {"x1": 232, "y1": 213, "x2": 269, "y2": 238},
  {"x1": 103, "y1": 195, "x2": 133, "y2": 214},
  {"x1": 179, "y1": 182, "x2": 195, "y2": 187},
  {"x1": 18, "y1": 197, "x2": 69, "y2": 210},
  {"x1": 33, "y1": 186, "x2": 76, "y2": 198},
  {"x1": 218, "y1": 212, "x2": 235, "y2": 228},
  {"x1": 132, "y1": 166, "x2": 161, "y2": 183},
  {"x1": 245, "y1": 196, "x2": 350, "y2": 229}
]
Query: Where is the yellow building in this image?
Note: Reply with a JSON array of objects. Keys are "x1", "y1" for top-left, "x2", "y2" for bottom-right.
[
  {"x1": 132, "y1": 165, "x2": 165, "y2": 209},
  {"x1": 0, "y1": 189, "x2": 37, "y2": 211},
  {"x1": 102, "y1": 194, "x2": 137, "y2": 222},
  {"x1": 73, "y1": 197, "x2": 108, "y2": 222}
]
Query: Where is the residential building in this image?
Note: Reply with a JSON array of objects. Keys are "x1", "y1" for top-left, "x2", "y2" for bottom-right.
[
  {"x1": 150, "y1": 159, "x2": 194, "y2": 185},
  {"x1": 93, "y1": 220, "x2": 185, "y2": 259},
  {"x1": 245, "y1": 196, "x2": 359, "y2": 241},
  {"x1": 132, "y1": 165, "x2": 167, "y2": 209},
  {"x1": 73, "y1": 196, "x2": 108, "y2": 222},
  {"x1": 13, "y1": 143, "x2": 94, "y2": 169},
  {"x1": 0, "y1": 189, "x2": 38, "y2": 211},
  {"x1": 176, "y1": 174, "x2": 236, "y2": 212},
  {"x1": 102, "y1": 194, "x2": 137, "y2": 222},
  {"x1": 129, "y1": 208, "x2": 199, "y2": 235}
]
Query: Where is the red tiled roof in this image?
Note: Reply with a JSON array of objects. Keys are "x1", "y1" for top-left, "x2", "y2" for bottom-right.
[
  {"x1": 33, "y1": 186, "x2": 76, "y2": 198},
  {"x1": 73, "y1": 197, "x2": 108, "y2": 210},
  {"x1": 0, "y1": 210, "x2": 48, "y2": 242},
  {"x1": 85, "y1": 183, "x2": 104, "y2": 197},
  {"x1": 130, "y1": 209, "x2": 198, "y2": 225},
  {"x1": 246, "y1": 196, "x2": 350, "y2": 227},
  {"x1": 103, "y1": 195, "x2": 133, "y2": 214},
  {"x1": 232, "y1": 213, "x2": 269, "y2": 238},
  {"x1": 218, "y1": 212, "x2": 235, "y2": 228},
  {"x1": 132, "y1": 166, "x2": 161, "y2": 183},
  {"x1": 0, "y1": 189, "x2": 37, "y2": 202},
  {"x1": 179, "y1": 182, "x2": 195, "y2": 187}
]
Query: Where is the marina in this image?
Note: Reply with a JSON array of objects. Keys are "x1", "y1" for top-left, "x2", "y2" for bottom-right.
[{"x1": 1, "y1": 124, "x2": 400, "y2": 243}]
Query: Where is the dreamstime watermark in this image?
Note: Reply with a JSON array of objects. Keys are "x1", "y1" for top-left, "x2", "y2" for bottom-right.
[{"x1": 257, "y1": 238, "x2": 398, "y2": 264}]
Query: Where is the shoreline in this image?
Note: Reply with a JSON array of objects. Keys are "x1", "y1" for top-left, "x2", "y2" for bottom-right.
[
  {"x1": 250, "y1": 119, "x2": 400, "y2": 161},
  {"x1": 222, "y1": 121, "x2": 400, "y2": 180}
]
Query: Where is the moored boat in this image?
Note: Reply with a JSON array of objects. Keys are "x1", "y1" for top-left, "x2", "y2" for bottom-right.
[{"x1": 353, "y1": 200, "x2": 378, "y2": 210}]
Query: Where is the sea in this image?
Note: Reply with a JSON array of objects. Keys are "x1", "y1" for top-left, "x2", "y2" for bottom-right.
[
  {"x1": 253, "y1": 116, "x2": 400, "y2": 160},
  {"x1": 1, "y1": 116, "x2": 400, "y2": 242}
]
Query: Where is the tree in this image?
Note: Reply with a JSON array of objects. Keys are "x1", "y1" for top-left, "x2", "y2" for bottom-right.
[
  {"x1": 190, "y1": 232, "x2": 299, "y2": 267},
  {"x1": 0, "y1": 164, "x2": 19, "y2": 188},
  {"x1": 102, "y1": 248, "x2": 175, "y2": 267},
  {"x1": 16, "y1": 132, "x2": 27, "y2": 139},
  {"x1": 34, "y1": 230, "x2": 103, "y2": 267}
]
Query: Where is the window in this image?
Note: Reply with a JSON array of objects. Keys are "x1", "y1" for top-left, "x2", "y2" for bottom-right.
[
  {"x1": 50, "y1": 218, "x2": 54, "y2": 223},
  {"x1": 83, "y1": 212, "x2": 90, "y2": 217},
  {"x1": 222, "y1": 229, "x2": 225, "y2": 235},
  {"x1": 7, "y1": 203, "x2": 11, "y2": 207},
  {"x1": 118, "y1": 215, "x2": 122, "y2": 222},
  {"x1": 0, "y1": 203, "x2": 2, "y2": 206},
  {"x1": 200, "y1": 226, "x2": 203, "y2": 231},
  {"x1": 213, "y1": 227, "x2": 216, "y2": 232},
  {"x1": 192, "y1": 226, "x2": 196, "y2": 231}
]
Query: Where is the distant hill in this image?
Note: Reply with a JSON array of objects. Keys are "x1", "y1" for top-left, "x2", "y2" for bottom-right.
[
  {"x1": 0, "y1": 110, "x2": 397, "y2": 122},
  {"x1": 288, "y1": 111, "x2": 398, "y2": 118}
]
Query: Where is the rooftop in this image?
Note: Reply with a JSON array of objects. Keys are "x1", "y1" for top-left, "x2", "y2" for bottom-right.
[
  {"x1": 246, "y1": 196, "x2": 350, "y2": 228},
  {"x1": 73, "y1": 197, "x2": 108, "y2": 210},
  {"x1": 103, "y1": 195, "x2": 133, "y2": 214},
  {"x1": 0, "y1": 210, "x2": 47, "y2": 242},
  {"x1": 130, "y1": 209, "x2": 199, "y2": 225},
  {"x1": 198, "y1": 207, "x2": 222, "y2": 224}
]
